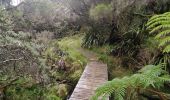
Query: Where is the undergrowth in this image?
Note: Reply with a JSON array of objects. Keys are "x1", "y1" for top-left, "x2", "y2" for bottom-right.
[
  {"x1": 58, "y1": 34, "x2": 87, "y2": 65},
  {"x1": 89, "y1": 44, "x2": 132, "y2": 79}
]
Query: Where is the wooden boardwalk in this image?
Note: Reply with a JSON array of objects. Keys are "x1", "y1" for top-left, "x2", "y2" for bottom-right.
[{"x1": 69, "y1": 61, "x2": 108, "y2": 100}]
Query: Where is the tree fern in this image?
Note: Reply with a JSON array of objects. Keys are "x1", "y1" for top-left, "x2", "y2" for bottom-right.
[
  {"x1": 146, "y1": 12, "x2": 170, "y2": 53},
  {"x1": 92, "y1": 65, "x2": 170, "y2": 100}
]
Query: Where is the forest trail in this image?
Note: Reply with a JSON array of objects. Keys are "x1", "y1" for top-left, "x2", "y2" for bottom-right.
[
  {"x1": 69, "y1": 48, "x2": 108, "y2": 100},
  {"x1": 78, "y1": 48, "x2": 98, "y2": 61}
]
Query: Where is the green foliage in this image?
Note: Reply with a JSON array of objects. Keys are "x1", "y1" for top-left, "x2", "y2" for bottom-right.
[
  {"x1": 90, "y1": 4, "x2": 112, "y2": 22},
  {"x1": 0, "y1": 7, "x2": 50, "y2": 100},
  {"x1": 82, "y1": 22, "x2": 111, "y2": 48},
  {"x1": 45, "y1": 94, "x2": 61, "y2": 100},
  {"x1": 0, "y1": 7, "x2": 13, "y2": 33},
  {"x1": 56, "y1": 35, "x2": 86, "y2": 82},
  {"x1": 92, "y1": 65, "x2": 170, "y2": 100},
  {"x1": 5, "y1": 76, "x2": 43, "y2": 100},
  {"x1": 82, "y1": 3, "x2": 113, "y2": 48},
  {"x1": 58, "y1": 34, "x2": 87, "y2": 65},
  {"x1": 146, "y1": 12, "x2": 170, "y2": 53},
  {"x1": 44, "y1": 84, "x2": 62, "y2": 100},
  {"x1": 89, "y1": 44, "x2": 112, "y2": 62},
  {"x1": 112, "y1": 29, "x2": 144, "y2": 57},
  {"x1": 82, "y1": 30, "x2": 101, "y2": 48}
]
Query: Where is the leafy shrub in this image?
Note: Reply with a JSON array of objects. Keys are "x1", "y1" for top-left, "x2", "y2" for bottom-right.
[
  {"x1": 0, "y1": 7, "x2": 51, "y2": 99},
  {"x1": 111, "y1": 30, "x2": 144, "y2": 57},
  {"x1": 82, "y1": 22, "x2": 111, "y2": 48},
  {"x1": 82, "y1": 28, "x2": 101, "y2": 48}
]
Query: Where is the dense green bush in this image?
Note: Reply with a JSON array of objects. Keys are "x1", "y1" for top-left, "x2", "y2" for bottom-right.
[{"x1": 82, "y1": 21, "x2": 112, "y2": 48}]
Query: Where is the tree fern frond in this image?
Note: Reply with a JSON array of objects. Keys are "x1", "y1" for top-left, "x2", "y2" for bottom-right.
[
  {"x1": 158, "y1": 75, "x2": 170, "y2": 82},
  {"x1": 148, "y1": 12, "x2": 170, "y2": 22},
  {"x1": 163, "y1": 45, "x2": 170, "y2": 53},
  {"x1": 92, "y1": 65, "x2": 170, "y2": 100},
  {"x1": 114, "y1": 87, "x2": 125, "y2": 100},
  {"x1": 147, "y1": 12, "x2": 170, "y2": 53},
  {"x1": 158, "y1": 36, "x2": 170, "y2": 47},
  {"x1": 150, "y1": 24, "x2": 170, "y2": 34},
  {"x1": 148, "y1": 12, "x2": 170, "y2": 20},
  {"x1": 147, "y1": 16, "x2": 170, "y2": 27},
  {"x1": 147, "y1": 21, "x2": 170, "y2": 29},
  {"x1": 129, "y1": 74, "x2": 141, "y2": 86},
  {"x1": 92, "y1": 78, "x2": 127, "y2": 100},
  {"x1": 140, "y1": 65, "x2": 163, "y2": 76},
  {"x1": 139, "y1": 65, "x2": 156, "y2": 73},
  {"x1": 155, "y1": 30, "x2": 170, "y2": 39},
  {"x1": 163, "y1": 12, "x2": 170, "y2": 15}
]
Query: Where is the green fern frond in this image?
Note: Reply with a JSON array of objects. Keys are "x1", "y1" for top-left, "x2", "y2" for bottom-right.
[
  {"x1": 147, "y1": 12, "x2": 170, "y2": 53},
  {"x1": 158, "y1": 75, "x2": 170, "y2": 82},
  {"x1": 158, "y1": 36, "x2": 170, "y2": 47},
  {"x1": 92, "y1": 65, "x2": 170, "y2": 100},
  {"x1": 147, "y1": 12, "x2": 170, "y2": 24},
  {"x1": 163, "y1": 45, "x2": 170, "y2": 53},
  {"x1": 139, "y1": 65, "x2": 157, "y2": 73},
  {"x1": 92, "y1": 78, "x2": 127, "y2": 100},
  {"x1": 147, "y1": 16, "x2": 170, "y2": 26},
  {"x1": 147, "y1": 21, "x2": 170, "y2": 29},
  {"x1": 114, "y1": 87, "x2": 125, "y2": 100},
  {"x1": 150, "y1": 12, "x2": 170, "y2": 18},
  {"x1": 150, "y1": 24, "x2": 170, "y2": 33},
  {"x1": 155, "y1": 30, "x2": 170, "y2": 39}
]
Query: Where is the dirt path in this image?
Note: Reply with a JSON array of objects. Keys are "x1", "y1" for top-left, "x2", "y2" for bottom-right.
[{"x1": 78, "y1": 48, "x2": 98, "y2": 61}]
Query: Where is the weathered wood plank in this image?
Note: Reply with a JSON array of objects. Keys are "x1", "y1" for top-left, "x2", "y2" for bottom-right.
[{"x1": 69, "y1": 61, "x2": 108, "y2": 100}]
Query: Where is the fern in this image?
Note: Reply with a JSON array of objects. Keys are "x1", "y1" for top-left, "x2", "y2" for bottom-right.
[
  {"x1": 146, "y1": 12, "x2": 170, "y2": 53},
  {"x1": 92, "y1": 65, "x2": 170, "y2": 100}
]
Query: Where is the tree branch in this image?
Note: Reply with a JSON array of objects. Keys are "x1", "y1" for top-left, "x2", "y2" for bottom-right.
[
  {"x1": 140, "y1": 88, "x2": 170, "y2": 100},
  {"x1": 0, "y1": 57, "x2": 23, "y2": 64}
]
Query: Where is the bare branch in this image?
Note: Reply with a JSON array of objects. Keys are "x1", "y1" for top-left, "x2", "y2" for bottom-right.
[{"x1": 0, "y1": 57, "x2": 24, "y2": 64}]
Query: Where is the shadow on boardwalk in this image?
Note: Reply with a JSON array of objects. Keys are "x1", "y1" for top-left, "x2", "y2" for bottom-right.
[{"x1": 69, "y1": 48, "x2": 108, "y2": 100}]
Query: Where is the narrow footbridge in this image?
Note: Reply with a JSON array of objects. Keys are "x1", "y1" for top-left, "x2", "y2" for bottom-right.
[{"x1": 69, "y1": 61, "x2": 108, "y2": 100}]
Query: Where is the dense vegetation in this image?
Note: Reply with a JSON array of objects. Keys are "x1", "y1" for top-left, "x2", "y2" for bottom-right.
[{"x1": 0, "y1": 0, "x2": 170, "y2": 100}]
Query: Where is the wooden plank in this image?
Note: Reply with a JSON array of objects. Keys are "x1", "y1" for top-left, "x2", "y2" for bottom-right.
[{"x1": 69, "y1": 61, "x2": 108, "y2": 100}]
